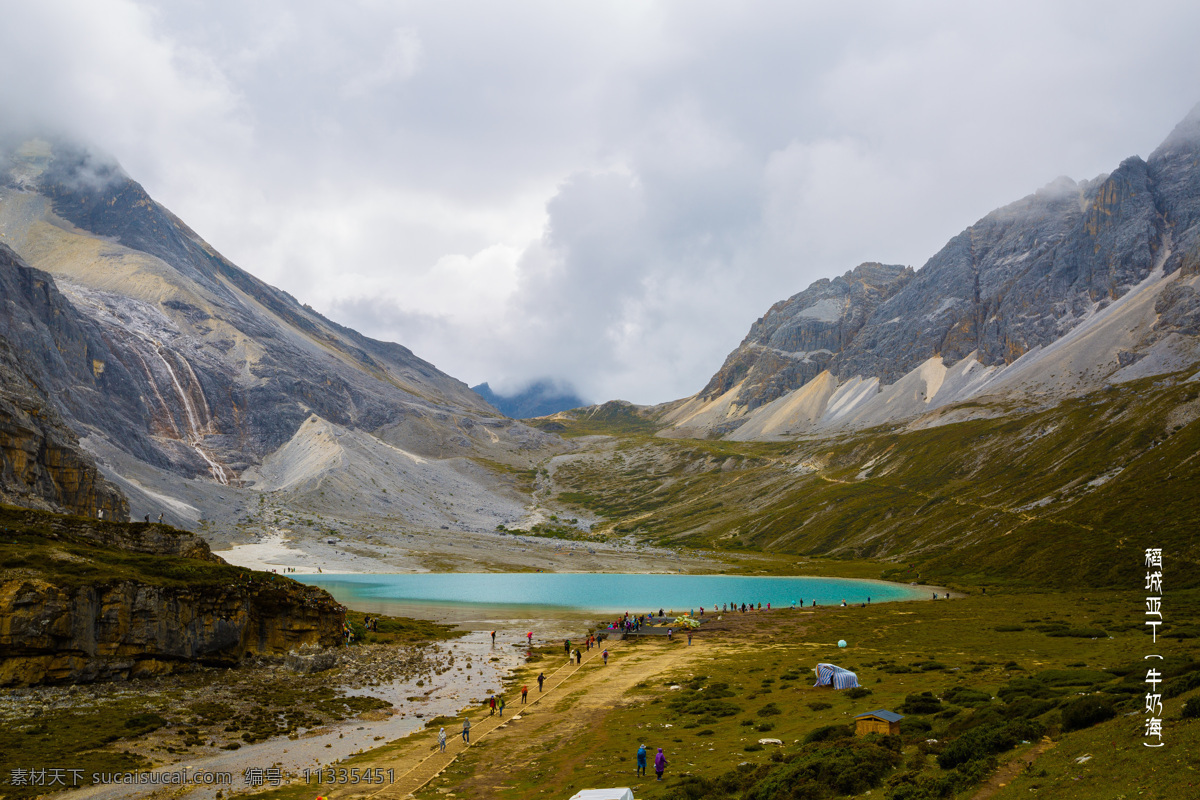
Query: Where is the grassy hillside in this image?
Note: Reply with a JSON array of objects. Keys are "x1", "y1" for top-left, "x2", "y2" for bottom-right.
[
  {"x1": 544, "y1": 373, "x2": 1200, "y2": 588},
  {"x1": 0, "y1": 505, "x2": 254, "y2": 589}
]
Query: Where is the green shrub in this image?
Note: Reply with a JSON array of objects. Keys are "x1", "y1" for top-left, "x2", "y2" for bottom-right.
[
  {"x1": 807, "y1": 701, "x2": 832, "y2": 711},
  {"x1": 1165, "y1": 671, "x2": 1200, "y2": 698},
  {"x1": 886, "y1": 771, "x2": 957, "y2": 799},
  {"x1": 845, "y1": 687, "x2": 873, "y2": 699},
  {"x1": 936, "y1": 719, "x2": 1043, "y2": 769},
  {"x1": 1182, "y1": 698, "x2": 1200, "y2": 719},
  {"x1": 1061, "y1": 695, "x2": 1116, "y2": 731},
  {"x1": 804, "y1": 724, "x2": 854, "y2": 743},
  {"x1": 997, "y1": 678, "x2": 1064, "y2": 701},
  {"x1": 1004, "y1": 697, "x2": 1057, "y2": 719},
  {"x1": 942, "y1": 687, "x2": 991, "y2": 707},
  {"x1": 1035, "y1": 669, "x2": 1112, "y2": 687},
  {"x1": 745, "y1": 740, "x2": 901, "y2": 799},
  {"x1": 1045, "y1": 627, "x2": 1107, "y2": 638},
  {"x1": 123, "y1": 713, "x2": 167, "y2": 735},
  {"x1": 900, "y1": 692, "x2": 942, "y2": 715}
]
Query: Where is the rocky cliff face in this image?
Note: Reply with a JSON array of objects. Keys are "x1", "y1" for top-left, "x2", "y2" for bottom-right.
[
  {"x1": 0, "y1": 576, "x2": 340, "y2": 686},
  {"x1": 0, "y1": 508, "x2": 343, "y2": 686},
  {"x1": 699, "y1": 262, "x2": 912, "y2": 410},
  {"x1": 0, "y1": 260, "x2": 128, "y2": 518},
  {"x1": 672, "y1": 104, "x2": 1200, "y2": 438}
]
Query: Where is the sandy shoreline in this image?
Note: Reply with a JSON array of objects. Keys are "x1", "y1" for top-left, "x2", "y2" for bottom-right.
[{"x1": 212, "y1": 524, "x2": 734, "y2": 576}]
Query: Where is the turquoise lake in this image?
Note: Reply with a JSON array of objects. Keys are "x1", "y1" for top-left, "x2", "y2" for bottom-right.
[{"x1": 294, "y1": 573, "x2": 926, "y2": 615}]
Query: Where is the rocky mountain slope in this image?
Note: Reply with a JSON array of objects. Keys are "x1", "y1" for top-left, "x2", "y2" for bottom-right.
[
  {"x1": 666, "y1": 104, "x2": 1200, "y2": 439},
  {"x1": 0, "y1": 138, "x2": 563, "y2": 537},
  {"x1": 0, "y1": 249, "x2": 128, "y2": 517}
]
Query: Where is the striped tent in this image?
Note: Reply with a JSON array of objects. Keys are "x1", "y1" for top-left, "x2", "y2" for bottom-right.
[{"x1": 813, "y1": 662, "x2": 860, "y2": 690}]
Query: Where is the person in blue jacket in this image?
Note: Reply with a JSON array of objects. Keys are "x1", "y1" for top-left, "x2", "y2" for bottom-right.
[{"x1": 636, "y1": 744, "x2": 647, "y2": 777}]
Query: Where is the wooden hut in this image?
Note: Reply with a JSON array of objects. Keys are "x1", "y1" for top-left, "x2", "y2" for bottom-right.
[{"x1": 854, "y1": 709, "x2": 903, "y2": 736}]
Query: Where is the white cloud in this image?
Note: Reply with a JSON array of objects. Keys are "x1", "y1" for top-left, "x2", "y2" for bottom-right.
[{"x1": 3, "y1": 0, "x2": 1200, "y2": 403}]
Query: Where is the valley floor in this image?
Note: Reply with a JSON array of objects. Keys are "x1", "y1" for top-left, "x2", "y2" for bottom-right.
[{"x1": 232, "y1": 588, "x2": 1199, "y2": 800}]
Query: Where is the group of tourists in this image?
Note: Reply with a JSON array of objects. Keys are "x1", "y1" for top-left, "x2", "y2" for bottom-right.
[
  {"x1": 635, "y1": 743, "x2": 669, "y2": 780},
  {"x1": 606, "y1": 612, "x2": 653, "y2": 633}
]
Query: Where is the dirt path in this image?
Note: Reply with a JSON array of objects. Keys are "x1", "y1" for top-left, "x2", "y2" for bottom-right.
[
  {"x1": 418, "y1": 637, "x2": 707, "y2": 799},
  {"x1": 969, "y1": 739, "x2": 1057, "y2": 800},
  {"x1": 317, "y1": 637, "x2": 704, "y2": 800}
]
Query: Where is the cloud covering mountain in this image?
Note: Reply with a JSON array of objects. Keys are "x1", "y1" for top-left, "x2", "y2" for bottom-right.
[{"x1": 4, "y1": 0, "x2": 1200, "y2": 403}]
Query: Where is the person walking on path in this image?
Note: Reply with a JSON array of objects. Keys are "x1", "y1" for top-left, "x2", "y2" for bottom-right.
[
  {"x1": 602, "y1": 648, "x2": 609, "y2": 665},
  {"x1": 654, "y1": 748, "x2": 667, "y2": 780},
  {"x1": 438, "y1": 727, "x2": 446, "y2": 752},
  {"x1": 521, "y1": 685, "x2": 528, "y2": 703},
  {"x1": 537, "y1": 672, "x2": 545, "y2": 692},
  {"x1": 527, "y1": 631, "x2": 533, "y2": 646},
  {"x1": 489, "y1": 695, "x2": 496, "y2": 715},
  {"x1": 498, "y1": 695, "x2": 506, "y2": 717},
  {"x1": 575, "y1": 648, "x2": 582, "y2": 664},
  {"x1": 491, "y1": 630, "x2": 496, "y2": 646},
  {"x1": 462, "y1": 718, "x2": 470, "y2": 743},
  {"x1": 636, "y1": 744, "x2": 647, "y2": 777},
  {"x1": 687, "y1": 631, "x2": 692, "y2": 646},
  {"x1": 565, "y1": 638, "x2": 571, "y2": 656}
]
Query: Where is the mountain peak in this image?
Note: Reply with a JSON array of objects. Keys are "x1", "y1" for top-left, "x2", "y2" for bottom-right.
[
  {"x1": 472, "y1": 380, "x2": 586, "y2": 419},
  {"x1": 1150, "y1": 101, "x2": 1200, "y2": 160}
]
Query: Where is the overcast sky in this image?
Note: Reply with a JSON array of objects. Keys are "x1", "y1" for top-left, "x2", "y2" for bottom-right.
[{"x1": 4, "y1": 1, "x2": 1200, "y2": 404}]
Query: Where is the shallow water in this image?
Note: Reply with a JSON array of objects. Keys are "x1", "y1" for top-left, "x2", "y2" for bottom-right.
[
  {"x1": 294, "y1": 572, "x2": 924, "y2": 617},
  {"x1": 60, "y1": 633, "x2": 522, "y2": 800}
]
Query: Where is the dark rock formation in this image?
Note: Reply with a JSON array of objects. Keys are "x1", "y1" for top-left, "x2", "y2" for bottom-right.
[
  {"x1": 700, "y1": 262, "x2": 912, "y2": 409},
  {"x1": 0, "y1": 508, "x2": 343, "y2": 686}
]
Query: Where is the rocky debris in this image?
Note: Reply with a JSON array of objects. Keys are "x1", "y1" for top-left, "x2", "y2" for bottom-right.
[
  {"x1": 284, "y1": 643, "x2": 340, "y2": 674},
  {"x1": 1153, "y1": 281, "x2": 1200, "y2": 338},
  {"x1": 0, "y1": 640, "x2": 454, "y2": 766},
  {"x1": 331, "y1": 643, "x2": 452, "y2": 689}
]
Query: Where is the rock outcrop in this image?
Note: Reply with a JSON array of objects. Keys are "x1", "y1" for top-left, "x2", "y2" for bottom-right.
[
  {"x1": 699, "y1": 262, "x2": 912, "y2": 410},
  {"x1": 0, "y1": 508, "x2": 343, "y2": 686}
]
